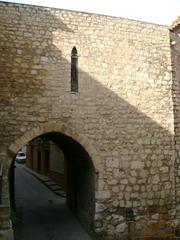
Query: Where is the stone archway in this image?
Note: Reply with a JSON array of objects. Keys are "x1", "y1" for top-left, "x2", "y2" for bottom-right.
[
  {"x1": 5, "y1": 121, "x2": 101, "y2": 238},
  {"x1": 8, "y1": 121, "x2": 101, "y2": 172}
]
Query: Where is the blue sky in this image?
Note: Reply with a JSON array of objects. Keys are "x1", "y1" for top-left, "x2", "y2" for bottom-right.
[{"x1": 0, "y1": 0, "x2": 180, "y2": 25}]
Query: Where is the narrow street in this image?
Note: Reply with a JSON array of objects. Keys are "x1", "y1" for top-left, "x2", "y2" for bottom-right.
[{"x1": 14, "y1": 163, "x2": 92, "y2": 240}]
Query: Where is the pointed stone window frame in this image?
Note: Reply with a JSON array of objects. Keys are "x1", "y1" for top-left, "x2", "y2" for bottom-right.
[{"x1": 71, "y1": 47, "x2": 78, "y2": 92}]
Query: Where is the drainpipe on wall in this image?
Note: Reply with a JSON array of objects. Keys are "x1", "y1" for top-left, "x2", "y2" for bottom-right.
[{"x1": 0, "y1": 161, "x2": 3, "y2": 205}]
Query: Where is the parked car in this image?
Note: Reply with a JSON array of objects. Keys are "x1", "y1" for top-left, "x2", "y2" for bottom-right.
[{"x1": 15, "y1": 151, "x2": 26, "y2": 163}]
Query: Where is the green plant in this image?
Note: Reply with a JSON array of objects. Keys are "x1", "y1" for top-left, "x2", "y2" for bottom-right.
[{"x1": 125, "y1": 208, "x2": 135, "y2": 224}]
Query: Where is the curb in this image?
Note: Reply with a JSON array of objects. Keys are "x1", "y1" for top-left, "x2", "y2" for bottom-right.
[{"x1": 20, "y1": 164, "x2": 66, "y2": 198}]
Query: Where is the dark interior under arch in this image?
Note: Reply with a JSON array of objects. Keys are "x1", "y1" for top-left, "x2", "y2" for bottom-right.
[{"x1": 9, "y1": 131, "x2": 95, "y2": 234}]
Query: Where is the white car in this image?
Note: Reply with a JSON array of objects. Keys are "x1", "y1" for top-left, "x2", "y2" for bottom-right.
[{"x1": 15, "y1": 151, "x2": 26, "y2": 163}]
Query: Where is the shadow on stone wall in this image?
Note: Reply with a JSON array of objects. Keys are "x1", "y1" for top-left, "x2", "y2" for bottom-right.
[
  {"x1": 0, "y1": 3, "x2": 178, "y2": 238},
  {"x1": 170, "y1": 29, "x2": 180, "y2": 231}
]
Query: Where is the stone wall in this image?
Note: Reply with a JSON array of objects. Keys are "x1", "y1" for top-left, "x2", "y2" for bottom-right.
[
  {"x1": 170, "y1": 28, "x2": 180, "y2": 227},
  {"x1": 0, "y1": 2, "x2": 178, "y2": 239}
]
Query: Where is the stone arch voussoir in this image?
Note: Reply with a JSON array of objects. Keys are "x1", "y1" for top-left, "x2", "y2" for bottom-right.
[{"x1": 8, "y1": 121, "x2": 101, "y2": 172}]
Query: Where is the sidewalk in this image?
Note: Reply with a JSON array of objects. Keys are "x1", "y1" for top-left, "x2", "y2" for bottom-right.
[{"x1": 21, "y1": 164, "x2": 66, "y2": 198}]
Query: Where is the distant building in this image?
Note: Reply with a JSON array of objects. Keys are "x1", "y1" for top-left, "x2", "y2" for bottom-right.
[{"x1": 26, "y1": 138, "x2": 67, "y2": 191}]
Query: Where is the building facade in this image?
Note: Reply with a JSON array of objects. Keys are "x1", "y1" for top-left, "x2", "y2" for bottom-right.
[
  {"x1": 26, "y1": 138, "x2": 67, "y2": 190},
  {"x1": 0, "y1": 2, "x2": 180, "y2": 239}
]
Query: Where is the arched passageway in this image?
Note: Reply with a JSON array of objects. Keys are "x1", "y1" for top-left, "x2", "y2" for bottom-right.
[{"x1": 9, "y1": 131, "x2": 95, "y2": 239}]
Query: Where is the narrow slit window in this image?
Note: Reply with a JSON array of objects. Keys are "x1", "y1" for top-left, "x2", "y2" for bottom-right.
[{"x1": 71, "y1": 47, "x2": 78, "y2": 92}]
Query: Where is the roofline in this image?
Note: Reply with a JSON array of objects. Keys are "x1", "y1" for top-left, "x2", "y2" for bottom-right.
[
  {"x1": 0, "y1": 1, "x2": 168, "y2": 28},
  {"x1": 170, "y1": 16, "x2": 180, "y2": 30}
]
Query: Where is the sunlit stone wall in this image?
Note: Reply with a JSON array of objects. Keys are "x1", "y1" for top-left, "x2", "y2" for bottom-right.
[{"x1": 0, "y1": 2, "x2": 178, "y2": 239}]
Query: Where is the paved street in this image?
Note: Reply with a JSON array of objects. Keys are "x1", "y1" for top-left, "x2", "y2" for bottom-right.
[{"x1": 14, "y1": 163, "x2": 92, "y2": 240}]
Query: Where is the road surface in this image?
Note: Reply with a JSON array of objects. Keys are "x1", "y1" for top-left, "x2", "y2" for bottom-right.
[{"x1": 14, "y1": 163, "x2": 92, "y2": 240}]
